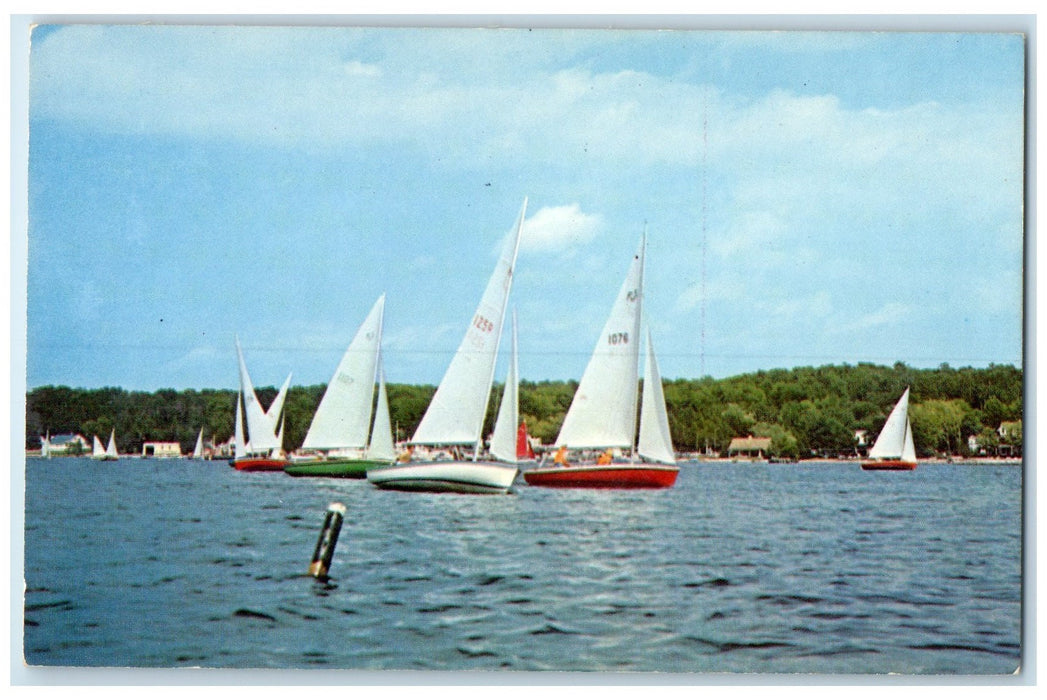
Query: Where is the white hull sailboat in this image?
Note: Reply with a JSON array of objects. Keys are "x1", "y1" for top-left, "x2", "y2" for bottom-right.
[
  {"x1": 861, "y1": 387, "x2": 918, "y2": 471},
  {"x1": 367, "y1": 199, "x2": 528, "y2": 494},
  {"x1": 523, "y1": 233, "x2": 678, "y2": 489},
  {"x1": 286, "y1": 295, "x2": 396, "y2": 478}
]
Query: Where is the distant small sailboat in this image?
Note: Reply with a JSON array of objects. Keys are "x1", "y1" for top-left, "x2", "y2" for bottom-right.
[
  {"x1": 523, "y1": 233, "x2": 678, "y2": 489},
  {"x1": 286, "y1": 295, "x2": 396, "y2": 478},
  {"x1": 191, "y1": 428, "x2": 204, "y2": 460},
  {"x1": 367, "y1": 200, "x2": 527, "y2": 494},
  {"x1": 91, "y1": 430, "x2": 118, "y2": 461},
  {"x1": 861, "y1": 387, "x2": 918, "y2": 471},
  {"x1": 40, "y1": 431, "x2": 51, "y2": 459}
]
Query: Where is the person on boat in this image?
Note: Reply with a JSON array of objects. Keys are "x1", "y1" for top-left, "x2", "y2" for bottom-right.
[
  {"x1": 397, "y1": 445, "x2": 414, "y2": 463},
  {"x1": 597, "y1": 449, "x2": 613, "y2": 465},
  {"x1": 554, "y1": 445, "x2": 570, "y2": 467}
]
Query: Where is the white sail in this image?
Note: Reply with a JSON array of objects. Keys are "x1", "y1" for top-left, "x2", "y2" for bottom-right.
[
  {"x1": 234, "y1": 390, "x2": 247, "y2": 459},
  {"x1": 235, "y1": 337, "x2": 279, "y2": 451},
  {"x1": 489, "y1": 310, "x2": 519, "y2": 463},
  {"x1": 265, "y1": 373, "x2": 293, "y2": 434},
  {"x1": 411, "y1": 198, "x2": 527, "y2": 452},
  {"x1": 92, "y1": 435, "x2": 106, "y2": 458},
  {"x1": 302, "y1": 295, "x2": 385, "y2": 450},
  {"x1": 366, "y1": 359, "x2": 396, "y2": 462},
  {"x1": 192, "y1": 428, "x2": 204, "y2": 459},
  {"x1": 868, "y1": 387, "x2": 912, "y2": 460},
  {"x1": 902, "y1": 419, "x2": 917, "y2": 463},
  {"x1": 105, "y1": 429, "x2": 118, "y2": 459},
  {"x1": 556, "y1": 234, "x2": 645, "y2": 449},
  {"x1": 270, "y1": 415, "x2": 286, "y2": 459},
  {"x1": 41, "y1": 433, "x2": 50, "y2": 459},
  {"x1": 637, "y1": 329, "x2": 676, "y2": 465}
]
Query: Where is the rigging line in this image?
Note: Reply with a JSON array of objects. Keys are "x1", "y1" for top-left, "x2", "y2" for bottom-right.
[{"x1": 700, "y1": 95, "x2": 708, "y2": 379}]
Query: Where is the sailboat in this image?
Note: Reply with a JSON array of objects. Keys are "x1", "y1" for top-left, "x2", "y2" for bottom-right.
[
  {"x1": 367, "y1": 199, "x2": 527, "y2": 494},
  {"x1": 191, "y1": 428, "x2": 204, "y2": 460},
  {"x1": 523, "y1": 234, "x2": 679, "y2": 488},
  {"x1": 230, "y1": 338, "x2": 290, "y2": 471},
  {"x1": 861, "y1": 387, "x2": 918, "y2": 471},
  {"x1": 91, "y1": 430, "x2": 118, "y2": 461},
  {"x1": 286, "y1": 295, "x2": 396, "y2": 478}
]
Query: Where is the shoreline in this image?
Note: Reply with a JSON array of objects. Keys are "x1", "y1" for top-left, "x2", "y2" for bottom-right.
[{"x1": 682, "y1": 456, "x2": 1023, "y2": 466}]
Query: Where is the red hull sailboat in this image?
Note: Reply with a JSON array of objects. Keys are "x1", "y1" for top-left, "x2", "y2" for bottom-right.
[
  {"x1": 522, "y1": 233, "x2": 678, "y2": 489},
  {"x1": 523, "y1": 463, "x2": 678, "y2": 488},
  {"x1": 861, "y1": 387, "x2": 918, "y2": 471}
]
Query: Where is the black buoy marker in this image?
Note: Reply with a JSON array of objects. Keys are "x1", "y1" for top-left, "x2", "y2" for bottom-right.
[{"x1": 309, "y1": 502, "x2": 346, "y2": 580}]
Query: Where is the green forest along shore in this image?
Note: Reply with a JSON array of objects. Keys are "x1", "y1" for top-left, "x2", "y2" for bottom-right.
[{"x1": 26, "y1": 362, "x2": 1022, "y2": 460}]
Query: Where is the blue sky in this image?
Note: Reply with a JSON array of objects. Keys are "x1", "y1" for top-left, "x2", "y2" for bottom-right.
[{"x1": 21, "y1": 24, "x2": 1025, "y2": 391}]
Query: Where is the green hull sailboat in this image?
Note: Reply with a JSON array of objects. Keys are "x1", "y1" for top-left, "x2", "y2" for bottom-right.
[{"x1": 286, "y1": 295, "x2": 396, "y2": 477}]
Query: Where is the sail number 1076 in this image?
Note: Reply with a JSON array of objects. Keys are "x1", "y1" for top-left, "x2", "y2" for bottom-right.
[{"x1": 608, "y1": 332, "x2": 629, "y2": 345}]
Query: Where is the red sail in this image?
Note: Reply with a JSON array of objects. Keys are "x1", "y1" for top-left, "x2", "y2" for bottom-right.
[{"x1": 517, "y1": 422, "x2": 536, "y2": 460}]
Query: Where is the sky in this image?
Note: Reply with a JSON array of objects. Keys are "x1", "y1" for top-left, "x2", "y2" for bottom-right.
[{"x1": 19, "y1": 22, "x2": 1026, "y2": 392}]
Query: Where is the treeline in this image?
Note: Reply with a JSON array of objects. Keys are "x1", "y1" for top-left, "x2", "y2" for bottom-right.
[{"x1": 25, "y1": 362, "x2": 1023, "y2": 458}]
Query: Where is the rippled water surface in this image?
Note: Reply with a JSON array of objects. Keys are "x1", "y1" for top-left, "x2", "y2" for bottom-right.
[{"x1": 23, "y1": 458, "x2": 1022, "y2": 674}]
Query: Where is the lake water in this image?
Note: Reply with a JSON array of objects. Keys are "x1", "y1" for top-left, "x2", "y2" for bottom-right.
[{"x1": 21, "y1": 457, "x2": 1023, "y2": 676}]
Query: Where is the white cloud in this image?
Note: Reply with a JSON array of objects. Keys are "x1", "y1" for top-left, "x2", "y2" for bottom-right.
[{"x1": 521, "y1": 204, "x2": 601, "y2": 253}]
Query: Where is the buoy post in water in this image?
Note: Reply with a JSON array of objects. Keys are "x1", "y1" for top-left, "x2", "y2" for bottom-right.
[{"x1": 308, "y1": 502, "x2": 346, "y2": 580}]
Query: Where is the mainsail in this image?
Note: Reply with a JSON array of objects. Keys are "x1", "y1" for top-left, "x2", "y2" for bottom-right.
[
  {"x1": 302, "y1": 295, "x2": 386, "y2": 451},
  {"x1": 411, "y1": 198, "x2": 527, "y2": 454},
  {"x1": 555, "y1": 235, "x2": 645, "y2": 449}
]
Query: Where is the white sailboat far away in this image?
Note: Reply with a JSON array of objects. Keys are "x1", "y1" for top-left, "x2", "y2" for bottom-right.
[
  {"x1": 92, "y1": 430, "x2": 118, "y2": 461},
  {"x1": 367, "y1": 199, "x2": 528, "y2": 494},
  {"x1": 523, "y1": 232, "x2": 679, "y2": 488},
  {"x1": 230, "y1": 337, "x2": 290, "y2": 472},
  {"x1": 861, "y1": 387, "x2": 918, "y2": 471},
  {"x1": 286, "y1": 294, "x2": 396, "y2": 478}
]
